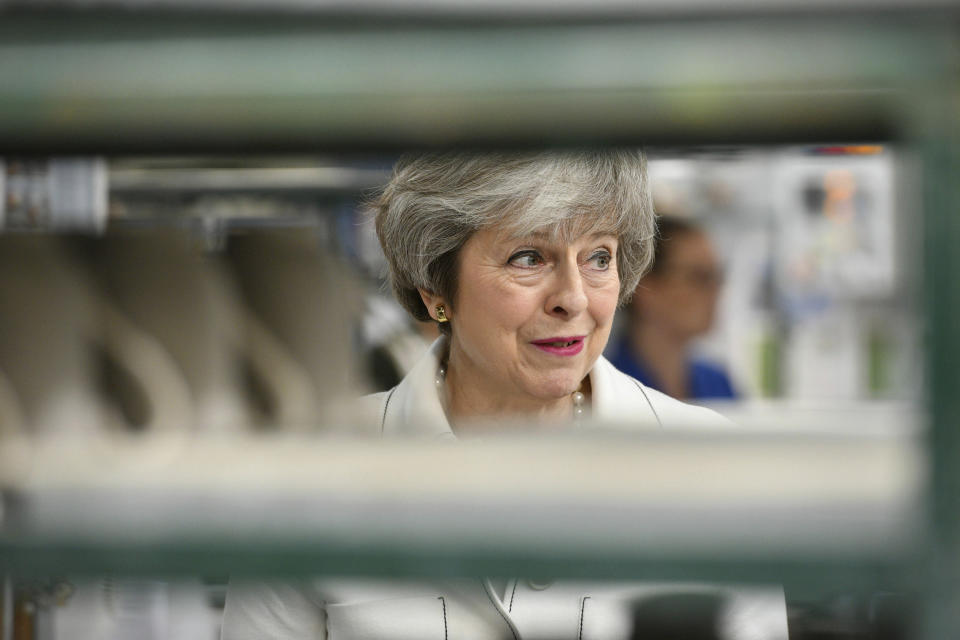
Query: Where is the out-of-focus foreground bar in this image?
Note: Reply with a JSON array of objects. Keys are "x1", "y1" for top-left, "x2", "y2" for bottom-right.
[
  {"x1": 0, "y1": 427, "x2": 923, "y2": 597},
  {"x1": 0, "y1": 9, "x2": 954, "y2": 152}
]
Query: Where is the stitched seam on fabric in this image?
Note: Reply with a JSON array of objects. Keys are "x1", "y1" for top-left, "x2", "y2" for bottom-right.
[
  {"x1": 508, "y1": 580, "x2": 518, "y2": 613},
  {"x1": 380, "y1": 386, "x2": 397, "y2": 434},
  {"x1": 578, "y1": 596, "x2": 591, "y2": 640},
  {"x1": 632, "y1": 378, "x2": 663, "y2": 428},
  {"x1": 321, "y1": 599, "x2": 328, "y2": 639},
  {"x1": 438, "y1": 596, "x2": 448, "y2": 640},
  {"x1": 484, "y1": 583, "x2": 520, "y2": 640}
]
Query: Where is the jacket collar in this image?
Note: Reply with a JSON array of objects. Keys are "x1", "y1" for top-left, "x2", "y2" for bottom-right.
[{"x1": 381, "y1": 338, "x2": 661, "y2": 438}]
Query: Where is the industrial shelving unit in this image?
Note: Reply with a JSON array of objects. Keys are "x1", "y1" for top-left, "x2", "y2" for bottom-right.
[{"x1": 0, "y1": 1, "x2": 958, "y2": 638}]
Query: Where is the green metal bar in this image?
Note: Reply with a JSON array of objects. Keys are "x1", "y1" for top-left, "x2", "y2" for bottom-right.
[
  {"x1": 0, "y1": 14, "x2": 942, "y2": 151},
  {"x1": 928, "y1": 72, "x2": 960, "y2": 583},
  {"x1": 0, "y1": 538, "x2": 919, "y2": 602},
  {"x1": 919, "y1": 32, "x2": 960, "y2": 640},
  {"x1": 0, "y1": 425, "x2": 925, "y2": 602}
]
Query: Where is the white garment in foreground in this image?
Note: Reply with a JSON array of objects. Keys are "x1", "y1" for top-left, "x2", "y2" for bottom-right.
[{"x1": 222, "y1": 339, "x2": 788, "y2": 640}]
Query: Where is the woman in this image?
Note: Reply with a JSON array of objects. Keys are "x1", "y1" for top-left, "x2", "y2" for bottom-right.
[
  {"x1": 222, "y1": 150, "x2": 787, "y2": 640},
  {"x1": 608, "y1": 217, "x2": 738, "y2": 401}
]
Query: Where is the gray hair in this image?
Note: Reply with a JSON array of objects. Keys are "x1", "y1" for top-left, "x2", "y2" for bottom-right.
[{"x1": 373, "y1": 149, "x2": 656, "y2": 332}]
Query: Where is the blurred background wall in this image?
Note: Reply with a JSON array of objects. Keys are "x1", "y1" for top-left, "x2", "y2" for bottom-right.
[{"x1": 0, "y1": 147, "x2": 923, "y2": 440}]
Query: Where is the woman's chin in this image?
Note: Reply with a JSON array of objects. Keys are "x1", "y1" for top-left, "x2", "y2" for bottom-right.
[{"x1": 525, "y1": 375, "x2": 583, "y2": 401}]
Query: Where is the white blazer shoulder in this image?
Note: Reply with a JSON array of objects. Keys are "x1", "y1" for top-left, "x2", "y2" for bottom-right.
[{"x1": 588, "y1": 351, "x2": 731, "y2": 428}]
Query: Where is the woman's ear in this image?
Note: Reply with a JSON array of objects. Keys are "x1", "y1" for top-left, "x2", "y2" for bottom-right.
[{"x1": 417, "y1": 288, "x2": 447, "y2": 322}]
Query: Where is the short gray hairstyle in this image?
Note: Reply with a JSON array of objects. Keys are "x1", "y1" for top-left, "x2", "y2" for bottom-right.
[{"x1": 373, "y1": 149, "x2": 656, "y2": 332}]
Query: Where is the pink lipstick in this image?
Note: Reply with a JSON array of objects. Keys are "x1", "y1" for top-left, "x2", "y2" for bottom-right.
[{"x1": 531, "y1": 336, "x2": 586, "y2": 356}]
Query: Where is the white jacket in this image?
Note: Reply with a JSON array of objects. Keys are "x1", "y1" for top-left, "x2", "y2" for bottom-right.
[
  {"x1": 222, "y1": 339, "x2": 788, "y2": 640},
  {"x1": 372, "y1": 338, "x2": 725, "y2": 438}
]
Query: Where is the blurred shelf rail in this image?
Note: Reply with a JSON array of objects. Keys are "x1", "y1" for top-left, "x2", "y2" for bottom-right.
[
  {"x1": 0, "y1": 428, "x2": 924, "y2": 597},
  {"x1": 0, "y1": 12, "x2": 957, "y2": 152},
  {"x1": 3, "y1": 0, "x2": 959, "y2": 17},
  {"x1": 108, "y1": 162, "x2": 391, "y2": 196}
]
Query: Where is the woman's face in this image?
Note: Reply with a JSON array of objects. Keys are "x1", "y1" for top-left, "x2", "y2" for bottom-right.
[
  {"x1": 434, "y1": 224, "x2": 620, "y2": 409},
  {"x1": 635, "y1": 230, "x2": 722, "y2": 341}
]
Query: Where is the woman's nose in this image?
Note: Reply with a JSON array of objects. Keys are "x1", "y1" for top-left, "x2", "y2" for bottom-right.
[{"x1": 546, "y1": 263, "x2": 589, "y2": 317}]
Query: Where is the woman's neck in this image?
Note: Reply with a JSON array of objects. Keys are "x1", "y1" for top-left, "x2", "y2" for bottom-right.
[
  {"x1": 631, "y1": 321, "x2": 690, "y2": 399},
  {"x1": 441, "y1": 343, "x2": 577, "y2": 433}
]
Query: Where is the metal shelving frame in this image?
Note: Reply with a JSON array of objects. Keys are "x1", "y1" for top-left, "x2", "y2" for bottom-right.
[{"x1": 0, "y1": 3, "x2": 958, "y2": 638}]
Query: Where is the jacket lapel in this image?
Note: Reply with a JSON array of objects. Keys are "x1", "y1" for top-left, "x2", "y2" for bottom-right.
[
  {"x1": 588, "y1": 356, "x2": 663, "y2": 429},
  {"x1": 381, "y1": 338, "x2": 456, "y2": 439}
]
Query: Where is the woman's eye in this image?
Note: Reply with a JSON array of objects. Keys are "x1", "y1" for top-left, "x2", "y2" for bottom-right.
[
  {"x1": 589, "y1": 251, "x2": 612, "y2": 270},
  {"x1": 508, "y1": 251, "x2": 544, "y2": 268}
]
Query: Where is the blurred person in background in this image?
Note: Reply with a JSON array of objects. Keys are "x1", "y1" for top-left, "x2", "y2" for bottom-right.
[
  {"x1": 222, "y1": 151, "x2": 785, "y2": 640},
  {"x1": 609, "y1": 217, "x2": 737, "y2": 401}
]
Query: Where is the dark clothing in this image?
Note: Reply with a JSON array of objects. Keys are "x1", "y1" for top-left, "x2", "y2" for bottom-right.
[{"x1": 608, "y1": 337, "x2": 737, "y2": 400}]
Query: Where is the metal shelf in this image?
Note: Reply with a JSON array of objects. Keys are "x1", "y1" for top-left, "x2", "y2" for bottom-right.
[
  {"x1": 0, "y1": 428, "x2": 923, "y2": 599},
  {"x1": 0, "y1": 14, "x2": 951, "y2": 152},
  {"x1": 0, "y1": 4, "x2": 958, "y2": 638}
]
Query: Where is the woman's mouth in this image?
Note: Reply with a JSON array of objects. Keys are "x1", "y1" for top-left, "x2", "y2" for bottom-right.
[{"x1": 531, "y1": 336, "x2": 586, "y2": 356}]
